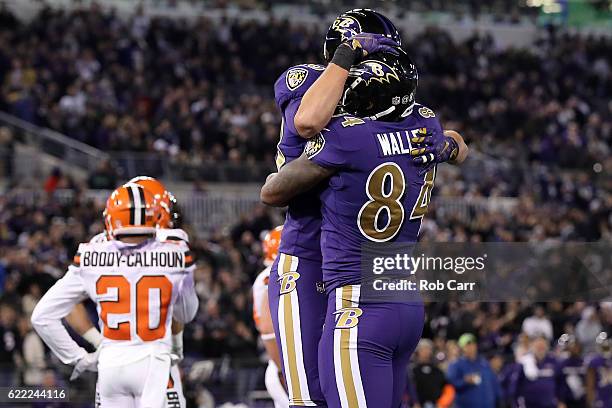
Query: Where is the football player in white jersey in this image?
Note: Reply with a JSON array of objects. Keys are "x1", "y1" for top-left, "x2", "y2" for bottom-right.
[
  {"x1": 31, "y1": 183, "x2": 199, "y2": 408},
  {"x1": 253, "y1": 226, "x2": 289, "y2": 408},
  {"x1": 64, "y1": 176, "x2": 190, "y2": 407}
]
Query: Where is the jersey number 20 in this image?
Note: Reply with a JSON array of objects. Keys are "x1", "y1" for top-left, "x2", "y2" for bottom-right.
[
  {"x1": 358, "y1": 163, "x2": 435, "y2": 242},
  {"x1": 96, "y1": 275, "x2": 172, "y2": 341}
]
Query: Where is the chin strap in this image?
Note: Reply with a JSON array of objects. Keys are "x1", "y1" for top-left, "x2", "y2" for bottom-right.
[
  {"x1": 368, "y1": 106, "x2": 396, "y2": 120},
  {"x1": 400, "y1": 102, "x2": 415, "y2": 118}
]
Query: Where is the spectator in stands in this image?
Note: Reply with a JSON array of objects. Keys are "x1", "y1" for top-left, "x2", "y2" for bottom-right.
[
  {"x1": 575, "y1": 306, "x2": 603, "y2": 354},
  {"x1": 522, "y1": 304, "x2": 554, "y2": 340},
  {"x1": 411, "y1": 339, "x2": 454, "y2": 408},
  {"x1": 0, "y1": 302, "x2": 21, "y2": 386},
  {"x1": 510, "y1": 336, "x2": 561, "y2": 408},
  {"x1": 447, "y1": 333, "x2": 501, "y2": 408}
]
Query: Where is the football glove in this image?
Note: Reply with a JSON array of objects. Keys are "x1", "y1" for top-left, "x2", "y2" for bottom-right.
[
  {"x1": 170, "y1": 331, "x2": 184, "y2": 365},
  {"x1": 70, "y1": 349, "x2": 100, "y2": 381},
  {"x1": 344, "y1": 32, "x2": 400, "y2": 58},
  {"x1": 410, "y1": 128, "x2": 459, "y2": 175},
  {"x1": 331, "y1": 33, "x2": 399, "y2": 70}
]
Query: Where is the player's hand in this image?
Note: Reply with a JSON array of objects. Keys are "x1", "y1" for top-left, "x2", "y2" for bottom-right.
[
  {"x1": 70, "y1": 349, "x2": 100, "y2": 380},
  {"x1": 171, "y1": 331, "x2": 184, "y2": 365},
  {"x1": 342, "y1": 32, "x2": 400, "y2": 59},
  {"x1": 410, "y1": 128, "x2": 459, "y2": 174}
]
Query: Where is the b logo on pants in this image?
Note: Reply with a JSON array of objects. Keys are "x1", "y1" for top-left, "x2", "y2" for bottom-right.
[
  {"x1": 279, "y1": 271, "x2": 300, "y2": 295},
  {"x1": 333, "y1": 307, "x2": 363, "y2": 329}
]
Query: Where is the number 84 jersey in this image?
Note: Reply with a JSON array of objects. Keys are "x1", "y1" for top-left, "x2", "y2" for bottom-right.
[
  {"x1": 32, "y1": 238, "x2": 198, "y2": 367},
  {"x1": 305, "y1": 104, "x2": 442, "y2": 293}
]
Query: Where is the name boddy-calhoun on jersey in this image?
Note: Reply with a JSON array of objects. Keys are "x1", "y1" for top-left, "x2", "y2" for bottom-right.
[{"x1": 31, "y1": 183, "x2": 199, "y2": 408}]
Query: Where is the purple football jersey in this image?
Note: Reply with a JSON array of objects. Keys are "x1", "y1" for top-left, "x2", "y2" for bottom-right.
[
  {"x1": 588, "y1": 354, "x2": 612, "y2": 406},
  {"x1": 306, "y1": 104, "x2": 443, "y2": 292},
  {"x1": 273, "y1": 63, "x2": 325, "y2": 261}
]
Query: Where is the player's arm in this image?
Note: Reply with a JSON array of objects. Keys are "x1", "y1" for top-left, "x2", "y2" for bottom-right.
[
  {"x1": 294, "y1": 34, "x2": 399, "y2": 138},
  {"x1": 65, "y1": 303, "x2": 103, "y2": 348},
  {"x1": 294, "y1": 63, "x2": 350, "y2": 139},
  {"x1": 174, "y1": 262, "x2": 199, "y2": 324},
  {"x1": 443, "y1": 130, "x2": 468, "y2": 165},
  {"x1": 31, "y1": 268, "x2": 89, "y2": 365},
  {"x1": 261, "y1": 152, "x2": 335, "y2": 207},
  {"x1": 257, "y1": 290, "x2": 283, "y2": 371}
]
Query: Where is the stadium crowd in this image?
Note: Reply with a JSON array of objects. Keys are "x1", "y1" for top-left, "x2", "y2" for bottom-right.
[
  {"x1": 0, "y1": 6, "x2": 610, "y2": 179},
  {"x1": 0, "y1": 3, "x2": 610, "y2": 407}
]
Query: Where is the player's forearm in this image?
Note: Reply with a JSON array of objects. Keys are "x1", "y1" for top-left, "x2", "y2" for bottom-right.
[
  {"x1": 65, "y1": 303, "x2": 94, "y2": 335},
  {"x1": 294, "y1": 64, "x2": 349, "y2": 139},
  {"x1": 261, "y1": 154, "x2": 333, "y2": 207},
  {"x1": 444, "y1": 130, "x2": 468, "y2": 164},
  {"x1": 171, "y1": 319, "x2": 184, "y2": 335},
  {"x1": 263, "y1": 338, "x2": 283, "y2": 373},
  {"x1": 31, "y1": 290, "x2": 88, "y2": 364}
]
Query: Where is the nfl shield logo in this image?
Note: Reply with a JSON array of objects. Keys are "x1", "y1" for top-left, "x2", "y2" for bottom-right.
[{"x1": 286, "y1": 68, "x2": 308, "y2": 91}]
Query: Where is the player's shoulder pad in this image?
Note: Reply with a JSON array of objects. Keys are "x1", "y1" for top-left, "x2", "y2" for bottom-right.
[
  {"x1": 71, "y1": 242, "x2": 90, "y2": 267},
  {"x1": 413, "y1": 103, "x2": 436, "y2": 119},
  {"x1": 274, "y1": 63, "x2": 326, "y2": 108},
  {"x1": 155, "y1": 239, "x2": 196, "y2": 269},
  {"x1": 412, "y1": 103, "x2": 442, "y2": 131},
  {"x1": 305, "y1": 113, "x2": 368, "y2": 159},
  {"x1": 88, "y1": 231, "x2": 108, "y2": 244},
  {"x1": 156, "y1": 228, "x2": 190, "y2": 244}
]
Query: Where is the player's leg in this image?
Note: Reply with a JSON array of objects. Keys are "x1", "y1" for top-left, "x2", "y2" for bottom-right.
[
  {"x1": 139, "y1": 354, "x2": 172, "y2": 408},
  {"x1": 319, "y1": 285, "x2": 394, "y2": 408},
  {"x1": 165, "y1": 364, "x2": 185, "y2": 408},
  {"x1": 391, "y1": 304, "x2": 425, "y2": 408},
  {"x1": 269, "y1": 253, "x2": 327, "y2": 407},
  {"x1": 265, "y1": 359, "x2": 290, "y2": 408},
  {"x1": 98, "y1": 365, "x2": 137, "y2": 408}
]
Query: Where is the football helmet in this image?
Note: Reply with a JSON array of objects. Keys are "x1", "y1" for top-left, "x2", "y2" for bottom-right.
[
  {"x1": 324, "y1": 8, "x2": 402, "y2": 62},
  {"x1": 342, "y1": 47, "x2": 418, "y2": 121},
  {"x1": 128, "y1": 176, "x2": 180, "y2": 229},
  {"x1": 104, "y1": 183, "x2": 161, "y2": 237},
  {"x1": 262, "y1": 226, "x2": 283, "y2": 266}
]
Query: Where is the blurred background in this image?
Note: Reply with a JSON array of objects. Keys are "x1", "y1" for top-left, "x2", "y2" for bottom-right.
[{"x1": 0, "y1": 0, "x2": 610, "y2": 407}]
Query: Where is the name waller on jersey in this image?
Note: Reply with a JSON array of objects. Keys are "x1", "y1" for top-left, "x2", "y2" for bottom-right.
[
  {"x1": 81, "y1": 250, "x2": 185, "y2": 268},
  {"x1": 376, "y1": 130, "x2": 414, "y2": 157}
]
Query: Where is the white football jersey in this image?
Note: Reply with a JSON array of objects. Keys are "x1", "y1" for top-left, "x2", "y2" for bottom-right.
[
  {"x1": 31, "y1": 238, "x2": 198, "y2": 368},
  {"x1": 252, "y1": 266, "x2": 271, "y2": 326}
]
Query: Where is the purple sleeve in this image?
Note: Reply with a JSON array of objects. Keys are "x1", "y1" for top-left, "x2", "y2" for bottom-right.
[
  {"x1": 282, "y1": 98, "x2": 301, "y2": 137},
  {"x1": 304, "y1": 127, "x2": 348, "y2": 169},
  {"x1": 274, "y1": 64, "x2": 325, "y2": 110}
]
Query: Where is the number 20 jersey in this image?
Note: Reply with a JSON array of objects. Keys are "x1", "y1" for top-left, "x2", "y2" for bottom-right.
[
  {"x1": 72, "y1": 239, "x2": 197, "y2": 365},
  {"x1": 306, "y1": 104, "x2": 443, "y2": 293}
]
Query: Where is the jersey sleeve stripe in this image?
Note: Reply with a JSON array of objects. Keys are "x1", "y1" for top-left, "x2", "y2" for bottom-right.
[
  {"x1": 72, "y1": 252, "x2": 81, "y2": 267},
  {"x1": 185, "y1": 250, "x2": 196, "y2": 267}
]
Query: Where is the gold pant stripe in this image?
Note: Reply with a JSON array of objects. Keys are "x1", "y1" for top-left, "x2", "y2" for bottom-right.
[{"x1": 339, "y1": 285, "x2": 360, "y2": 408}]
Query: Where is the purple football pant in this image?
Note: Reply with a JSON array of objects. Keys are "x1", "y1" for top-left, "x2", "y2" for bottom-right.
[
  {"x1": 269, "y1": 253, "x2": 328, "y2": 407},
  {"x1": 318, "y1": 285, "x2": 424, "y2": 408}
]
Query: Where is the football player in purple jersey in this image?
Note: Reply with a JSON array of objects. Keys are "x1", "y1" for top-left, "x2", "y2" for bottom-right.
[
  {"x1": 262, "y1": 48, "x2": 467, "y2": 407},
  {"x1": 269, "y1": 9, "x2": 405, "y2": 407}
]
